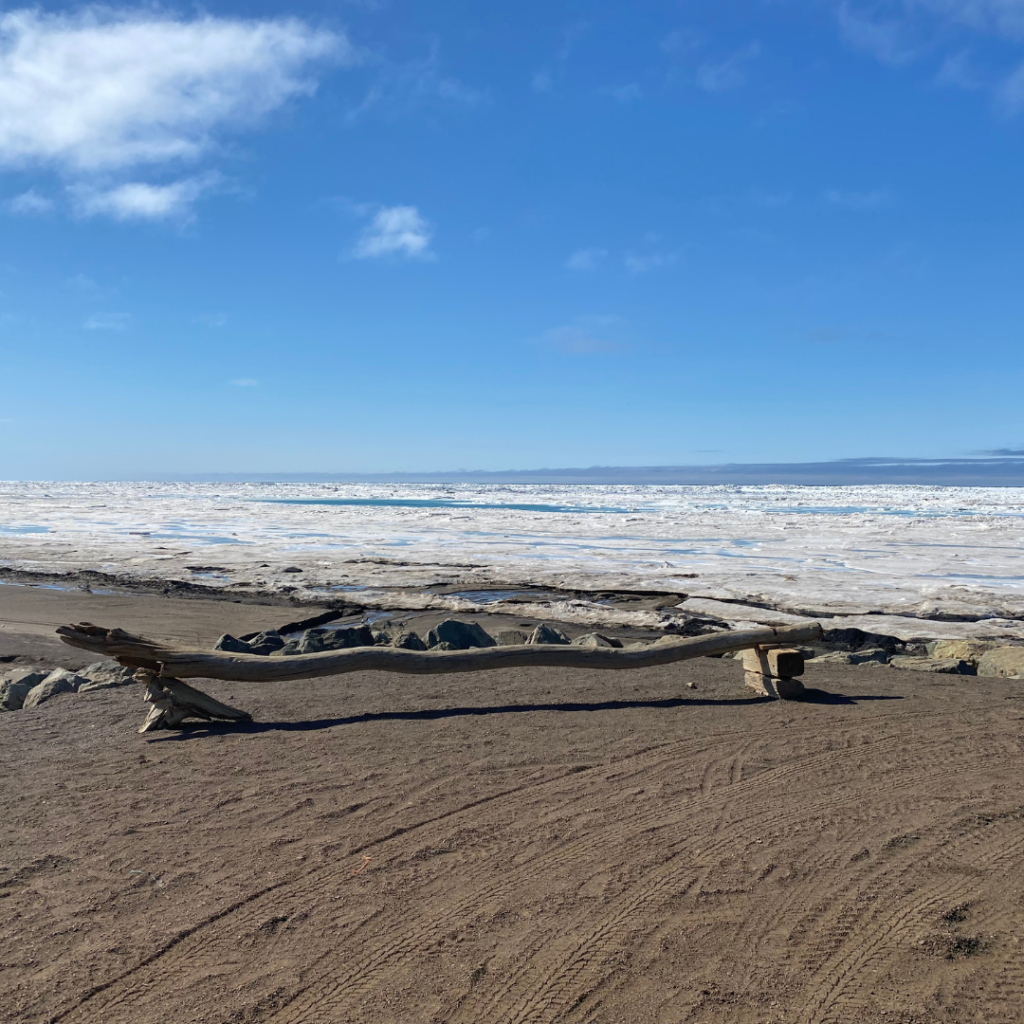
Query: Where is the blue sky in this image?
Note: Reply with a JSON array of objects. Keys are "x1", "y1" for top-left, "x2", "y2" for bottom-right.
[{"x1": 1, "y1": 0, "x2": 1023, "y2": 478}]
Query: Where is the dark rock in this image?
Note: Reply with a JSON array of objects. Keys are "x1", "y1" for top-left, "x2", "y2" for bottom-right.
[
  {"x1": 976, "y1": 646, "x2": 1024, "y2": 679},
  {"x1": 496, "y1": 629, "x2": 529, "y2": 646},
  {"x1": 432, "y1": 641, "x2": 457, "y2": 651},
  {"x1": 295, "y1": 625, "x2": 375, "y2": 654},
  {"x1": 246, "y1": 630, "x2": 286, "y2": 656},
  {"x1": 666, "y1": 617, "x2": 730, "y2": 637},
  {"x1": 78, "y1": 662, "x2": 136, "y2": 691},
  {"x1": 570, "y1": 632, "x2": 621, "y2": 648},
  {"x1": 821, "y1": 628, "x2": 914, "y2": 655},
  {"x1": 426, "y1": 620, "x2": 496, "y2": 650},
  {"x1": 23, "y1": 669, "x2": 87, "y2": 709},
  {"x1": 528, "y1": 623, "x2": 571, "y2": 645},
  {"x1": 282, "y1": 566, "x2": 304, "y2": 573},
  {"x1": 809, "y1": 648, "x2": 889, "y2": 667},
  {"x1": 393, "y1": 631, "x2": 428, "y2": 651},
  {"x1": 372, "y1": 630, "x2": 393, "y2": 646},
  {"x1": 0, "y1": 672, "x2": 44, "y2": 711},
  {"x1": 889, "y1": 656, "x2": 974, "y2": 674},
  {"x1": 214, "y1": 634, "x2": 253, "y2": 654}
]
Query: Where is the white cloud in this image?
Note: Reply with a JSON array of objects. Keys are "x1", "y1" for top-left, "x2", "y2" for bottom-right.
[
  {"x1": 565, "y1": 247, "x2": 607, "y2": 270},
  {"x1": 0, "y1": 9, "x2": 343, "y2": 173},
  {"x1": 84, "y1": 311, "x2": 130, "y2": 330},
  {"x1": 825, "y1": 187, "x2": 894, "y2": 210},
  {"x1": 354, "y1": 205, "x2": 434, "y2": 259},
  {"x1": 70, "y1": 174, "x2": 222, "y2": 221},
  {"x1": 5, "y1": 188, "x2": 52, "y2": 214},
  {"x1": 230, "y1": 378, "x2": 258, "y2": 387},
  {"x1": 696, "y1": 42, "x2": 761, "y2": 92},
  {"x1": 532, "y1": 70, "x2": 553, "y2": 93}
]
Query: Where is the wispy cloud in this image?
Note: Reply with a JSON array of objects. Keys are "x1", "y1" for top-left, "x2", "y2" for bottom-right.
[
  {"x1": 0, "y1": 8, "x2": 344, "y2": 219},
  {"x1": 531, "y1": 70, "x2": 553, "y2": 93},
  {"x1": 230, "y1": 378, "x2": 258, "y2": 387},
  {"x1": 5, "y1": 188, "x2": 52, "y2": 214},
  {"x1": 624, "y1": 251, "x2": 676, "y2": 274},
  {"x1": 696, "y1": 42, "x2": 761, "y2": 92},
  {"x1": 540, "y1": 315, "x2": 627, "y2": 355},
  {"x1": 601, "y1": 82, "x2": 642, "y2": 103},
  {"x1": 346, "y1": 38, "x2": 483, "y2": 121},
  {"x1": 196, "y1": 313, "x2": 227, "y2": 328},
  {"x1": 833, "y1": 1, "x2": 1024, "y2": 113},
  {"x1": 70, "y1": 174, "x2": 222, "y2": 222},
  {"x1": 565, "y1": 247, "x2": 607, "y2": 270},
  {"x1": 997, "y1": 59, "x2": 1024, "y2": 111},
  {"x1": 936, "y1": 49, "x2": 986, "y2": 89},
  {"x1": 556, "y1": 21, "x2": 590, "y2": 61},
  {"x1": 913, "y1": 0, "x2": 1024, "y2": 40},
  {"x1": 836, "y1": 3, "x2": 918, "y2": 65},
  {"x1": 825, "y1": 187, "x2": 894, "y2": 210},
  {"x1": 84, "y1": 312, "x2": 130, "y2": 331},
  {"x1": 661, "y1": 28, "x2": 705, "y2": 57},
  {"x1": 67, "y1": 273, "x2": 100, "y2": 293},
  {"x1": 353, "y1": 204, "x2": 434, "y2": 260}
]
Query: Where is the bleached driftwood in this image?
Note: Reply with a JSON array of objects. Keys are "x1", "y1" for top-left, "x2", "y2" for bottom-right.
[
  {"x1": 136, "y1": 671, "x2": 252, "y2": 733},
  {"x1": 57, "y1": 620, "x2": 823, "y2": 731}
]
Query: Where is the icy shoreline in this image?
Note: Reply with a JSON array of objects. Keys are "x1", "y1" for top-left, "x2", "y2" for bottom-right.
[{"x1": 2, "y1": 481, "x2": 1023, "y2": 641}]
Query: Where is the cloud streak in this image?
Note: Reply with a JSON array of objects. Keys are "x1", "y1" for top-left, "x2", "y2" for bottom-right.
[
  {"x1": 71, "y1": 173, "x2": 223, "y2": 221},
  {"x1": 565, "y1": 247, "x2": 607, "y2": 270},
  {"x1": 84, "y1": 312, "x2": 130, "y2": 330},
  {"x1": 835, "y1": 0, "x2": 1024, "y2": 112},
  {"x1": 696, "y1": 42, "x2": 761, "y2": 92},
  {"x1": 824, "y1": 186, "x2": 894, "y2": 210},
  {"x1": 5, "y1": 188, "x2": 52, "y2": 214}
]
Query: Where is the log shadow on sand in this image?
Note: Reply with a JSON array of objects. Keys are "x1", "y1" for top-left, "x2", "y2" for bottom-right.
[{"x1": 144, "y1": 690, "x2": 903, "y2": 739}]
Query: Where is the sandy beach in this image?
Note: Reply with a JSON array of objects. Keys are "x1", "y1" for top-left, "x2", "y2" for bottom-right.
[{"x1": 2, "y1": 581, "x2": 1024, "y2": 1023}]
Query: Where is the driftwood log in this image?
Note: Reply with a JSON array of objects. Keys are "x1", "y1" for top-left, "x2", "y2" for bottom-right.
[{"x1": 57, "y1": 620, "x2": 824, "y2": 732}]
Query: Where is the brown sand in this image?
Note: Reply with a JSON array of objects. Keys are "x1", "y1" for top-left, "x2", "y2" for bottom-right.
[{"x1": 2, "y1": 588, "x2": 1023, "y2": 1024}]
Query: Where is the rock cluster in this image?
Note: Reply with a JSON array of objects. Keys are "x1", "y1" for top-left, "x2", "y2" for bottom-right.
[
  {"x1": 801, "y1": 629, "x2": 1024, "y2": 676},
  {"x1": 0, "y1": 662, "x2": 136, "y2": 714},
  {"x1": 209, "y1": 619, "x2": 621, "y2": 657}
]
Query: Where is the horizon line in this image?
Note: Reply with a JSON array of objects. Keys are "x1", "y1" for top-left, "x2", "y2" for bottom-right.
[{"x1": 12, "y1": 453, "x2": 1024, "y2": 486}]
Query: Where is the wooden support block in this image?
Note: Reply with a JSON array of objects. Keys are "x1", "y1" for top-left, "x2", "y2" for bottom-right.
[
  {"x1": 740, "y1": 647, "x2": 806, "y2": 700},
  {"x1": 741, "y1": 648, "x2": 778, "y2": 698},
  {"x1": 766, "y1": 648, "x2": 804, "y2": 678}
]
